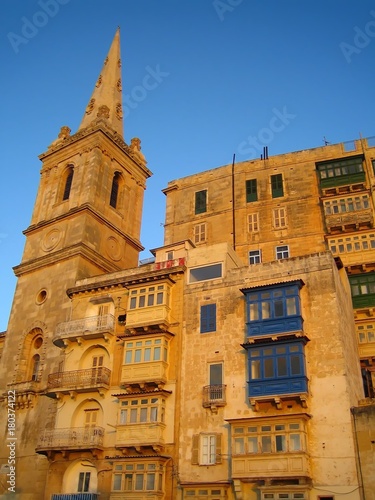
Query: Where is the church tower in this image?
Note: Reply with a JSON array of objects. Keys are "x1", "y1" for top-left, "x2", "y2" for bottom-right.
[{"x1": 0, "y1": 29, "x2": 151, "y2": 499}]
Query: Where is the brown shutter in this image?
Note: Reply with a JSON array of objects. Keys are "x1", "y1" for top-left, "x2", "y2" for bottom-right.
[
  {"x1": 216, "y1": 433, "x2": 222, "y2": 464},
  {"x1": 191, "y1": 434, "x2": 200, "y2": 465}
]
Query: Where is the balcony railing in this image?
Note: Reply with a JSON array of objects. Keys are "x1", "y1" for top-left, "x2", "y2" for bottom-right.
[
  {"x1": 47, "y1": 367, "x2": 111, "y2": 392},
  {"x1": 203, "y1": 385, "x2": 226, "y2": 407},
  {"x1": 52, "y1": 495, "x2": 99, "y2": 500},
  {"x1": 36, "y1": 426, "x2": 104, "y2": 453},
  {"x1": 53, "y1": 314, "x2": 115, "y2": 346}
]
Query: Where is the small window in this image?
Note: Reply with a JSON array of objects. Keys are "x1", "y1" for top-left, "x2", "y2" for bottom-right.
[
  {"x1": 62, "y1": 166, "x2": 74, "y2": 201},
  {"x1": 372, "y1": 159, "x2": 375, "y2": 176},
  {"x1": 195, "y1": 190, "x2": 207, "y2": 214},
  {"x1": 194, "y1": 223, "x2": 207, "y2": 243},
  {"x1": 273, "y1": 207, "x2": 287, "y2": 229},
  {"x1": 110, "y1": 172, "x2": 121, "y2": 208},
  {"x1": 78, "y1": 472, "x2": 91, "y2": 493},
  {"x1": 246, "y1": 179, "x2": 257, "y2": 202},
  {"x1": 192, "y1": 433, "x2": 222, "y2": 465},
  {"x1": 248, "y1": 213, "x2": 259, "y2": 232},
  {"x1": 276, "y1": 245, "x2": 289, "y2": 259},
  {"x1": 31, "y1": 354, "x2": 40, "y2": 381},
  {"x1": 200, "y1": 304, "x2": 216, "y2": 333},
  {"x1": 271, "y1": 174, "x2": 283, "y2": 198},
  {"x1": 249, "y1": 250, "x2": 261, "y2": 265}
]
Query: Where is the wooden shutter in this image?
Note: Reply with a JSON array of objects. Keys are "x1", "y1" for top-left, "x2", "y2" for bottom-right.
[
  {"x1": 191, "y1": 434, "x2": 200, "y2": 465},
  {"x1": 215, "y1": 433, "x2": 222, "y2": 464}
]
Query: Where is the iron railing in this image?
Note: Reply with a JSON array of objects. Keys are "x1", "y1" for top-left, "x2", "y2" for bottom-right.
[
  {"x1": 55, "y1": 314, "x2": 115, "y2": 339},
  {"x1": 202, "y1": 384, "x2": 226, "y2": 407},
  {"x1": 36, "y1": 426, "x2": 104, "y2": 450},
  {"x1": 47, "y1": 367, "x2": 111, "y2": 390}
]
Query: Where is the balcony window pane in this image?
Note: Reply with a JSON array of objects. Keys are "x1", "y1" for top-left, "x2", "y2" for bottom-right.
[
  {"x1": 234, "y1": 437, "x2": 244, "y2": 454},
  {"x1": 276, "y1": 434, "x2": 286, "y2": 451},
  {"x1": 277, "y1": 356, "x2": 287, "y2": 376},
  {"x1": 124, "y1": 474, "x2": 132, "y2": 490},
  {"x1": 274, "y1": 300, "x2": 284, "y2": 317},
  {"x1": 150, "y1": 407, "x2": 158, "y2": 422},
  {"x1": 286, "y1": 297, "x2": 297, "y2": 315},
  {"x1": 146, "y1": 473, "x2": 155, "y2": 490},
  {"x1": 130, "y1": 297, "x2": 136, "y2": 309},
  {"x1": 130, "y1": 409, "x2": 137, "y2": 423},
  {"x1": 157, "y1": 292, "x2": 164, "y2": 304},
  {"x1": 290, "y1": 433, "x2": 301, "y2": 450},
  {"x1": 135, "y1": 474, "x2": 144, "y2": 490},
  {"x1": 113, "y1": 474, "x2": 122, "y2": 490},
  {"x1": 134, "y1": 350, "x2": 141, "y2": 363},
  {"x1": 140, "y1": 408, "x2": 147, "y2": 422},
  {"x1": 154, "y1": 347, "x2": 161, "y2": 361},
  {"x1": 148, "y1": 294, "x2": 154, "y2": 306},
  {"x1": 248, "y1": 436, "x2": 258, "y2": 453},
  {"x1": 144, "y1": 348, "x2": 151, "y2": 361},
  {"x1": 120, "y1": 409, "x2": 127, "y2": 424},
  {"x1": 125, "y1": 351, "x2": 132, "y2": 364},
  {"x1": 264, "y1": 358, "x2": 274, "y2": 378},
  {"x1": 250, "y1": 303, "x2": 258, "y2": 320},
  {"x1": 291, "y1": 355, "x2": 302, "y2": 375},
  {"x1": 262, "y1": 301, "x2": 271, "y2": 319},
  {"x1": 251, "y1": 360, "x2": 261, "y2": 379},
  {"x1": 261, "y1": 435, "x2": 272, "y2": 452}
]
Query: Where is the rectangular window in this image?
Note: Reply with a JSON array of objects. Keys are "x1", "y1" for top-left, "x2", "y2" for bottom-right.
[
  {"x1": 271, "y1": 174, "x2": 284, "y2": 198},
  {"x1": 78, "y1": 472, "x2": 90, "y2": 493},
  {"x1": 192, "y1": 433, "x2": 222, "y2": 465},
  {"x1": 123, "y1": 337, "x2": 168, "y2": 364},
  {"x1": 349, "y1": 273, "x2": 375, "y2": 308},
  {"x1": 273, "y1": 207, "x2": 287, "y2": 229},
  {"x1": 248, "y1": 213, "x2": 259, "y2": 232},
  {"x1": 232, "y1": 419, "x2": 306, "y2": 457},
  {"x1": 189, "y1": 263, "x2": 222, "y2": 283},
  {"x1": 249, "y1": 250, "x2": 261, "y2": 265},
  {"x1": 246, "y1": 179, "x2": 258, "y2": 202},
  {"x1": 128, "y1": 284, "x2": 168, "y2": 309},
  {"x1": 200, "y1": 304, "x2": 217, "y2": 333},
  {"x1": 195, "y1": 190, "x2": 207, "y2": 214},
  {"x1": 112, "y1": 463, "x2": 162, "y2": 492},
  {"x1": 118, "y1": 398, "x2": 165, "y2": 425},
  {"x1": 276, "y1": 245, "x2": 289, "y2": 259},
  {"x1": 194, "y1": 222, "x2": 207, "y2": 243}
]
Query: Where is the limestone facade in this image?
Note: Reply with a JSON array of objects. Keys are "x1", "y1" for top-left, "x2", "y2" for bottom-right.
[{"x1": 0, "y1": 30, "x2": 374, "y2": 500}]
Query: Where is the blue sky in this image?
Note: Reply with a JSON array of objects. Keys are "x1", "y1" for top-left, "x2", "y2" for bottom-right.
[{"x1": 1, "y1": 0, "x2": 375, "y2": 331}]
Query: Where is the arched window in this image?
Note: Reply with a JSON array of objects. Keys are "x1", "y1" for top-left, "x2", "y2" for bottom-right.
[
  {"x1": 110, "y1": 172, "x2": 121, "y2": 208},
  {"x1": 62, "y1": 166, "x2": 74, "y2": 201},
  {"x1": 31, "y1": 354, "x2": 40, "y2": 381}
]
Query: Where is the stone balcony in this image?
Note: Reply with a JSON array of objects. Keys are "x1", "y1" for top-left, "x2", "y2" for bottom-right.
[
  {"x1": 36, "y1": 426, "x2": 104, "y2": 455},
  {"x1": 52, "y1": 494, "x2": 99, "y2": 500},
  {"x1": 53, "y1": 314, "x2": 115, "y2": 347},
  {"x1": 202, "y1": 384, "x2": 226, "y2": 409},
  {"x1": 46, "y1": 367, "x2": 111, "y2": 398}
]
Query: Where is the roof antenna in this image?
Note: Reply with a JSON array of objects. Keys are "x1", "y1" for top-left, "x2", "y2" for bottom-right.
[{"x1": 323, "y1": 136, "x2": 331, "y2": 146}]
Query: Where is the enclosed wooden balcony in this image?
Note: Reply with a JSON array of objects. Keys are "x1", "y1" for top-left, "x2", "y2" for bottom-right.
[
  {"x1": 36, "y1": 426, "x2": 104, "y2": 455},
  {"x1": 121, "y1": 361, "x2": 167, "y2": 388},
  {"x1": 46, "y1": 368, "x2": 111, "y2": 398},
  {"x1": 53, "y1": 314, "x2": 115, "y2": 347},
  {"x1": 232, "y1": 451, "x2": 310, "y2": 480},
  {"x1": 115, "y1": 422, "x2": 165, "y2": 452},
  {"x1": 325, "y1": 209, "x2": 373, "y2": 233},
  {"x1": 126, "y1": 304, "x2": 170, "y2": 332}
]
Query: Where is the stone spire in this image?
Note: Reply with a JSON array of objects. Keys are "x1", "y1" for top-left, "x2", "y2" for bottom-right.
[{"x1": 79, "y1": 28, "x2": 123, "y2": 137}]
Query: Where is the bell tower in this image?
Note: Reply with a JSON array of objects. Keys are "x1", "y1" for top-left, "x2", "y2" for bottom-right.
[{"x1": 0, "y1": 29, "x2": 151, "y2": 499}]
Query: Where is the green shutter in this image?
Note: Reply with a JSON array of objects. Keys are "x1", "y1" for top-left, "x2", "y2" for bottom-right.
[
  {"x1": 271, "y1": 174, "x2": 283, "y2": 198},
  {"x1": 195, "y1": 190, "x2": 207, "y2": 214},
  {"x1": 246, "y1": 179, "x2": 257, "y2": 202},
  {"x1": 215, "y1": 434, "x2": 222, "y2": 464}
]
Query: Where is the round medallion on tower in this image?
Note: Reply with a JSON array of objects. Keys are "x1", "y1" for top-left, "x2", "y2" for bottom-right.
[
  {"x1": 41, "y1": 228, "x2": 62, "y2": 252},
  {"x1": 106, "y1": 236, "x2": 122, "y2": 261}
]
